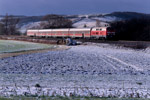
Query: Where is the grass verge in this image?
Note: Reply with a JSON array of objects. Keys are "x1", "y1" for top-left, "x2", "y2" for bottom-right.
[{"x1": 0, "y1": 40, "x2": 56, "y2": 54}]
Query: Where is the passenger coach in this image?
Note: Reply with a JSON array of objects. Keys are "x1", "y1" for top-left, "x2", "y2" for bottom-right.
[{"x1": 27, "y1": 27, "x2": 115, "y2": 39}]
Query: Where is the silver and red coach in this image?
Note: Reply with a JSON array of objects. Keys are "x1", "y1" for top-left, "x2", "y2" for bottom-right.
[{"x1": 27, "y1": 27, "x2": 115, "y2": 39}]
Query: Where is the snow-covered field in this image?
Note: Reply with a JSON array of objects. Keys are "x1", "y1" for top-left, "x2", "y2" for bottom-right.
[
  {"x1": 0, "y1": 43, "x2": 150, "y2": 98},
  {"x1": 92, "y1": 16, "x2": 122, "y2": 22},
  {"x1": 72, "y1": 18, "x2": 109, "y2": 28}
]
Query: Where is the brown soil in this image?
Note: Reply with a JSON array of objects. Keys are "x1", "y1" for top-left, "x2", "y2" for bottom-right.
[
  {"x1": 0, "y1": 35, "x2": 59, "y2": 44},
  {"x1": 0, "y1": 45, "x2": 70, "y2": 59}
]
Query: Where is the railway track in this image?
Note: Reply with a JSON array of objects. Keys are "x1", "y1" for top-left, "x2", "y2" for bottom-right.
[{"x1": 0, "y1": 35, "x2": 150, "y2": 49}]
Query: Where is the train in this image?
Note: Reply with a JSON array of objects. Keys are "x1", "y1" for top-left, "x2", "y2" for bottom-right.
[{"x1": 27, "y1": 27, "x2": 115, "y2": 39}]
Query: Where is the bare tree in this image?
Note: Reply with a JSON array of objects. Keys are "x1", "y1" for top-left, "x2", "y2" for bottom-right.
[
  {"x1": 96, "y1": 19, "x2": 101, "y2": 27},
  {"x1": 41, "y1": 14, "x2": 72, "y2": 29},
  {"x1": 1, "y1": 14, "x2": 9, "y2": 35},
  {"x1": 84, "y1": 24, "x2": 87, "y2": 28},
  {"x1": 0, "y1": 14, "x2": 20, "y2": 35},
  {"x1": 0, "y1": 23, "x2": 4, "y2": 35}
]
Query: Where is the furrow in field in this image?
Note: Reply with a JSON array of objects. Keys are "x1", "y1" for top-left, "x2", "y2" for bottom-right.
[
  {"x1": 98, "y1": 55, "x2": 118, "y2": 70},
  {"x1": 104, "y1": 55, "x2": 143, "y2": 71}
]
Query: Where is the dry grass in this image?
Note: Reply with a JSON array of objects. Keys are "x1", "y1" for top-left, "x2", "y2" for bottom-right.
[{"x1": 0, "y1": 45, "x2": 69, "y2": 59}]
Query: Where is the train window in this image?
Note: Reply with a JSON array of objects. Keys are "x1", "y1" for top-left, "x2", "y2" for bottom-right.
[
  {"x1": 96, "y1": 32, "x2": 99, "y2": 34},
  {"x1": 96, "y1": 29, "x2": 99, "y2": 31},
  {"x1": 100, "y1": 29, "x2": 102, "y2": 31}
]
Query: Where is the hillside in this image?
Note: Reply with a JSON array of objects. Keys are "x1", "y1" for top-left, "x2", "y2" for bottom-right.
[
  {"x1": 1, "y1": 12, "x2": 150, "y2": 33},
  {"x1": 106, "y1": 12, "x2": 150, "y2": 19}
]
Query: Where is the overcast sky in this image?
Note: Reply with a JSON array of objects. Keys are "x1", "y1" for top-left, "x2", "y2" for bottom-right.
[{"x1": 0, "y1": 0, "x2": 150, "y2": 16}]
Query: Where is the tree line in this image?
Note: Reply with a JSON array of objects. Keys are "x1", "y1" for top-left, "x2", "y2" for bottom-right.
[
  {"x1": 40, "y1": 14, "x2": 73, "y2": 29},
  {"x1": 0, "y1": 14, "x2": 73, "y2": 35},
  {"x1": 111, "y1": 18, "x2": 150, "y2": 41},
  {"x1": 0, "y1": 14, "x2": 20, "y2": 35}
]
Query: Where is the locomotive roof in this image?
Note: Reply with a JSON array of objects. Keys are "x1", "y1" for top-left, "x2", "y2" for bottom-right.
[{"x1": 93, "y1": 27, "x2": 107, "y2": 29}]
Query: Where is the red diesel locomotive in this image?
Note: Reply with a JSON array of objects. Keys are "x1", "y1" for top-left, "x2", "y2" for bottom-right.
[{"x1": 27, "y1": 27, "x2": 115, "y2": 39}]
